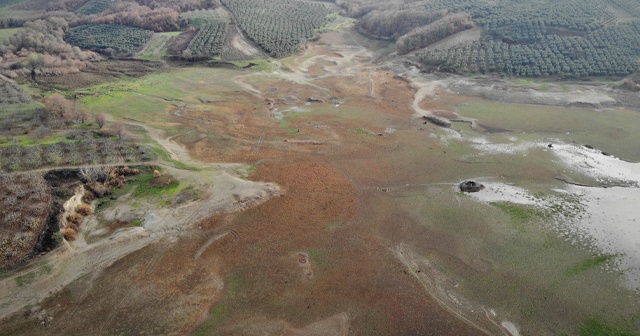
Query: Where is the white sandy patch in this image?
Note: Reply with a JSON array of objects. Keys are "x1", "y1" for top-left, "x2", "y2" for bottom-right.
[
  {"x1": 467, "y1": 140, "x2": 640, "y2": 288},
  {"x1": 551, "y1": 143, "x2": 640, "y2": 185},
  {"x1": 466, "y1": 181, "x2": 538, "y2": 205},
  {"x1": 501, "y1": 321, "x2": 521, "y2": 336},
  {"x1": 567, "y1": 185, "x2": 640, "y2": 287},
  {"x1": 471, "y1": 138, "x2": 543, "y2": 155}
]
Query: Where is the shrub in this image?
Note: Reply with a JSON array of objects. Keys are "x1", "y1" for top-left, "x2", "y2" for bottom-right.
[
  {"x1": 67, "y1": 212, "x2": 82, "y2": 224},
  {"x1": 83, "y1": 190, "x2": 95, "y2": 203},
  {"x1": 62, "y1": 227, "x2": 77, "y2": 241},
  {"x1": 75, "y1": 203, "x2": 93, "y2": 216}
]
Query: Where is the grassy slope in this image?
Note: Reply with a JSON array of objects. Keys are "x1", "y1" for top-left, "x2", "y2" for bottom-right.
[
  {"x1": 137, "y1": 32, "x2": 181, "y2": 60},
  {"x1": 0, "y1": 28, "x2": 21, "y2": 42}
]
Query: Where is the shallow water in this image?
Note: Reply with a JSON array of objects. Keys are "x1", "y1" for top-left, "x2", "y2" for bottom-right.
[
  {"x1": 468, "y1": 138, "x2": 640, "y2": 288},
  {"x1": 568, "y1": 185, "x2": 640, "y2": 287}
]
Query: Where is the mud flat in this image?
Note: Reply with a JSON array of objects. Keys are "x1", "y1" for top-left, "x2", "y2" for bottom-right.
[
  {"x1": 3, "y1": 26, "x2": 640, "y2": 335},
  {"x1": 468, "y1": 137, "x2": 640, "y2": 289}
]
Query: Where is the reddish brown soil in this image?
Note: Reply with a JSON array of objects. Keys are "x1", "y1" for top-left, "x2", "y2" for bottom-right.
[
  {"x1": 170, "y1": 67, "x2": 484, "y2": 333},
  {"x1": 194, "y1": 158, "x2": 484, "y2": 335}
]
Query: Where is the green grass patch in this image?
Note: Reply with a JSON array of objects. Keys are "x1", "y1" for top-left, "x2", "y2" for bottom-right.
[
  {"x1": 0, "y1": 27, "x2": 21, "y2": 41},
  {"x1": 327, "y1": 221, "x2": 348, "y2": 231},
  {"x1": 150, "y1": 146, "x2": 199, "y2": 171},
  {"x1": 308, "y1": 249, "x2": 331, "y2": 271},
  {"x1": 354, "y1": 128, "x2": 373, "y2": 136},
  {"x1": 226, "y1": 273, "x2": 242, "y2": 297},
  {"x1": 95, "y1": 166, "x2": 180, "y2": 210},
  {"x1": 0, "y1": 133, "x2": 72, "y2": 148},
  {"x1": 580, "y1": 318, "x2": 638, "y2": 336},
  {"x1": 566, "y1": 254, "x2": 618, "y2": 276},
  {"x1": 319, "y1": 13, "x2": 356, "y2": 32},
  {"x1": 130, "y1": 171, "x2": 179, "y2": 199},
  {"x1": 193, "y1": 303, "x2": 227, "y2": 336},
  {"x1": 81, "y1": 90, "x2": 171, "y2": 122},
  {"x1": 137, "y1": 32, "x2": 180, "y2": 60},
  {"x1": 180, "y1": 8, "x2": 230, "y2": 28},
  {"x1": 14, "y1": 264, "x2": 51, "y2": 287},
  {"x1": 491, "y1": 202, "x2": 539, "y2": 223}
]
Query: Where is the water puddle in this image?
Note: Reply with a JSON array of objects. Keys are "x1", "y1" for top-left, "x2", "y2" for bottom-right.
[{"x1": 467, "y1": 139, "x2": 640, "y2": 288}]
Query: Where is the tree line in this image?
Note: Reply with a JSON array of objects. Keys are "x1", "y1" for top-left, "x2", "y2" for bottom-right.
[{"x1": 0, "y1": 17, "x2": 99, "y2": 79}]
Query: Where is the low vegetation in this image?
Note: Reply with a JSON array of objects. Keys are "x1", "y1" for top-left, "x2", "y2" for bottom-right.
[
  {"x1": 491, "y1": 201, "x2": 539, "y2": 223},
  {"x1": 580, "y1": 318, "x2": 638, "y2": 336},
  {"x1": 566, "y1": 254, "x2": 618, "y2": 276}
]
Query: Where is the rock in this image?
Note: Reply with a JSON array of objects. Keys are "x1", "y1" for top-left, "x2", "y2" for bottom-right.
[
  {"x1": 459, "y1": 180, "x2": 485, "y2": 193},
  {"x1": 422, "y1": 115, "x2": 451, "y2": 128}
]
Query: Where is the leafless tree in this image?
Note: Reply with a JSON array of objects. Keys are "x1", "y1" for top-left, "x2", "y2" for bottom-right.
[
  {"x1": 113, "y1": 122, "x2": 126, "y2": 139},
  {"x1": 79, "y1": 166, "x2": 110, "y2": 183},
  {"x1": 95, "y1": 114, "x2": 106, "y2": 128}
]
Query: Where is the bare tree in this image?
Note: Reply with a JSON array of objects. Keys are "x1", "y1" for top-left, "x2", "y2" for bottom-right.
[
  {"x1": 31, "y1": 125, "x2": 52, "y2": 138},
  {"x1": 79, "y1": 166, "x2": 110, "y2": 183},
  {"x1": 43, "y1": 93, "x2": 72, "y2": 119},
  {"x1": 95, "y1": 114, "x2": 106, "y2": 128},
  {"x1": 113, "y1": 122, "x2": 126, "y2": 139}
]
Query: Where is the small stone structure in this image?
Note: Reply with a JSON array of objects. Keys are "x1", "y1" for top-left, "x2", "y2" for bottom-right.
[
  {"x1": 459, "y1": 180, "x2": 484, "y2": 192},
  {"x1": 423, "y1": 115, "x2": 451, "y2": 128}
]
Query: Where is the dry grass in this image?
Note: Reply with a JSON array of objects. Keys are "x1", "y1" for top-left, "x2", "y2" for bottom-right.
[
  {"x1": 75, "y1": 204, "x2": 93, "y2": 216},
  {"x1": 62, "y1": 228, "x2": 77, "y2": 241}
]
